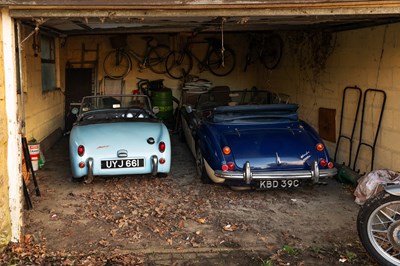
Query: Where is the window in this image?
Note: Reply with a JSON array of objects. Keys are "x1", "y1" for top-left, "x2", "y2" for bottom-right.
[{"x1": 41, "y1": 35, "x2": 56, "y2": 92}]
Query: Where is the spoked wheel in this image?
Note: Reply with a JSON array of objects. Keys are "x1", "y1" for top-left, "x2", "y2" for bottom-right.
[
  {"x1": 103, "y1": 49, "x2": 132, "y2": 79},
  {"x1": 195, "y1": 142, "x2": 212, "y2": 184},
  {"x1": 261, "y1": 34, "x2": 283, "y2": 70},
  {"x1": 147, "y1": 45, "x2": 171, "y2": 74},
  {"x1": 357, "y1": 191, "x2": 400, "y2": 266},
  {"x1": 165, "y1": 50, "x2": 193, "y2": 79},
  {"x1": 207, "y1": 47, "x2": 235, "y2": 76}
]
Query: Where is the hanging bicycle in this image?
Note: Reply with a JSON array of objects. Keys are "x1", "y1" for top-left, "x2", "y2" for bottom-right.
[
  {"x1": 244, "y1": 33, "x2": 283, "y2": 72},
  {"x1": 165, "y1": 37, "x2": 236, "y2": 80},
  {"x1": 103, "y1": 35, "x2": 171, "y2": 79}
]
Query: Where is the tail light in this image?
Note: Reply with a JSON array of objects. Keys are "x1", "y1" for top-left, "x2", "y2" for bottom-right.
[
  {"x1": 223, "y1": 146, "x2": 231, "y2": 155},
  {"x1": 79, "y1": 162, "x2": 85, "y2": 168},
  {"x1": 159, "y1": 142, "x2": 166, "y2": 153},
  {"x1": 78, "y1": 145, "x2": 85, "y2": 157},
  {"x1": 227, "y1": 162, "x2": 235, "y2": 171},
  {"x1": 159, "y1": 158, "x2": 166, "y2": 164},
  {"x1": 221, "y1": 164, "x2": 229, "y2": 171},
  {"x1": 328, "y1": 162, "x2": 334, "y2": 168},
  {"x1": 315, "y1": 143, "x2": 325, "y2": 152},
  {"x1": 319, "y1": 158, "x2": 327, "y2": 167}
]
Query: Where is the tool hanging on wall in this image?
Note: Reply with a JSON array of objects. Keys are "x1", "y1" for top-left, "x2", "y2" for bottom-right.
[
  {"x1": 353, "y1": 88, "x2": 386, "y2": 174},
  {"x1": 334, "y1": 86, "x2": 362, "y2": 167}
]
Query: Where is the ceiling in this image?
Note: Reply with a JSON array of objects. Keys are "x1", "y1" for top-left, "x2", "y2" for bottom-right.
[{"x1": 7, "y1": 3, "x2": 400, "y2": 36}]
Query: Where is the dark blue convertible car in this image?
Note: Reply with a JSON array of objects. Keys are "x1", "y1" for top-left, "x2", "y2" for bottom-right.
[{"x1": 180, "y1": 88, "x2": 337, "y2": 189}]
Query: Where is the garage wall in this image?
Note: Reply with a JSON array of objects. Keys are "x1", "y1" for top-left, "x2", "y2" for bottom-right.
[
  {"x1": 64, "y1": 33, "x2": 256, "y2": 100},
  {"x1": 22, "y1": 26, "x2": 64, "y2": 144},
  {"x1": 262, "y1": 23, "x2": 400, "y2": 175},
  {"x1": 0, "y1": 10, "x2": 12, "y2": 249}
]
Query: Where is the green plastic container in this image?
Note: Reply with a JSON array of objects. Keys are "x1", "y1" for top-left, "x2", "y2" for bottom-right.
[{"x1": 151, "y1": 88, "x2": 173, "y2": 119}]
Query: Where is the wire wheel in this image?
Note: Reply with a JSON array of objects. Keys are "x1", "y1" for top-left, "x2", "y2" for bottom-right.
[
  {"x1": 103, "y1": 49, "x2": 132, "y2": 79},
  {"x1": 261, "y1": 34, "x2": 283, "y2": 70},
  {"x1": 207, "y1": 47, "x2": 235, "y2": 76},
  {"x1": 147, "y1": 45, "x2": 171, "y2": 74},
  {"x1": 165, "y1": 51, "x2": 193, "y2": 80},
  {"x1": 357, "y1": 191, "x2": 400, "y2": 266}
]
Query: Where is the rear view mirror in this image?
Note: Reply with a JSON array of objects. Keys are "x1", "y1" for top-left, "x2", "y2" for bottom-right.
[
  {"x1": 71, "y1": 107, "x2": 79, "y2": 115},
  {"x1": 185, "y1": 105, "x2": 193, "y2": 113},
  {"x1": 153, "y1": 106, "x2": 160, "y2": 114}
]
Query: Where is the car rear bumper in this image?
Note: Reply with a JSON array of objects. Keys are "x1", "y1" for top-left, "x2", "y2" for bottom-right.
[{"x1": 214, "y1": 160, "x2": 337, "y2": 184}]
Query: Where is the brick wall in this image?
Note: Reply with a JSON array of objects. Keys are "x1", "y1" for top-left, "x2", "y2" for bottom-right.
[{"x1": 261, "y1": 23, "x2": 400, "y2": 175}]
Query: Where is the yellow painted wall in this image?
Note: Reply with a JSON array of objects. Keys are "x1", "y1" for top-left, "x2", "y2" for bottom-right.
[
  {"x1": 261, "y1": 24, "x2": 400, "y2": 174},
  {"x1": 22, "y1": 26, "x2": 64, "y2": 143},
  {"x1": 0, "y1": 10, "x2": 12, "y2": 249}
]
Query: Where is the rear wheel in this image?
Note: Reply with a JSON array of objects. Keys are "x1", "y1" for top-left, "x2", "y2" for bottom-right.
[
  {"x1": 207, "y1": 47, "x2": 235, "y2": 76},
  {"x1": 357, "y1": 191, "x2": 400, "y2": 266},
  {"x1": 147, "y1": 45, "x2": 171, "y2": 74},
  {"x1": 165, "y1": 50, "x2": 193, "y2": 79},
  {"x1": 156, "y1": 173, "x2": 169, "y2": 178},
  {"x1": 196, "y1": 142, "x2": 213, "y2": 184}
]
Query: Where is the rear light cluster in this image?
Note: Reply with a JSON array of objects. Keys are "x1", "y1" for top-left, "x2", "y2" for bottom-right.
[
  {"x1": 315, "y1": 143, "x2": 333, "y2": 168},
  {"x1": 222, "y1": 146, "x2": 234, "y2": 171},
  {"x1": 159, "y1": 142, "x2": 166, "y2": 164}
]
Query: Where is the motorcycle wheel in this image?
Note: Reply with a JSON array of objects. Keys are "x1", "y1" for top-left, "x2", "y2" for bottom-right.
[{"x1": 357, "y1": 190, "x2": 400, "y2": 266}]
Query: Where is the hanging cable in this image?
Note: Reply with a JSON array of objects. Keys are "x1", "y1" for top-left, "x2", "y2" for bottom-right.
[{"x1": 220, "y1": 17, "x2": 226, "y2": 67}]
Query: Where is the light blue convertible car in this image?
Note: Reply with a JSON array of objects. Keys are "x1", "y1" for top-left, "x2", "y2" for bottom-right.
[{"x1": 69, "y1": 95, "x2": 171, "y2": 183}]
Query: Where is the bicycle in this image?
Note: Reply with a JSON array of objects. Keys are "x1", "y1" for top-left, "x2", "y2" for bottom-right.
[
  {"x1": 103, "y1": 35, "x2": 171, "y2": 79},
  {"x1": 244, "y1": 33, "x2": 283, "y2": 72},
  {"x1": 165, "y1": 37, "x2": 236, "y2": 80}
]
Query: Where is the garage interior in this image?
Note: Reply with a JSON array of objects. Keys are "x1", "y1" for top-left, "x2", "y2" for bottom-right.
[
  {"x1": 12, "y1": 5, "x2": 400, "y2": 176},
  {"x1": 4, "y1": 2, "x2": 400, "y2": 263}
]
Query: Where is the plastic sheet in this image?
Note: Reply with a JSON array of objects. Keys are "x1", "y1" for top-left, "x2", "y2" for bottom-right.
[{"x1": 354, "y1": 169, "x2": 400, "y2": 205}]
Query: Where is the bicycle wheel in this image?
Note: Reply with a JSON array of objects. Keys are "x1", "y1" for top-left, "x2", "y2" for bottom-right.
[
  {"x1": 165, "y1": 50, "x2": 193, "y2": 80},
  {"x1": 261, "y1": 34, "x2": 283, "y2": 70},
  {"x1": 207, "y1": 47, "x2": 235, "y2": 77},
  {"x1": 103, "y1": 49, "x2": 132, "y2": 79},
  {"x1": 147, "y1": 44, "x2": 171, "y2": 74}
]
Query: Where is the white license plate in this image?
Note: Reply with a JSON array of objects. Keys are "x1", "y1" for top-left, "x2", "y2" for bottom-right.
[
  {"x1": 258, "y1": 179, "x2": 301, "y2": 189},
  {"x1": 101, "y1": 158, "x2": 144, "y2": 169}
]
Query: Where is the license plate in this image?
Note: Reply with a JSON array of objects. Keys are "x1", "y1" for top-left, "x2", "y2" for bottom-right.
[
  {"x1": 101, "y1": 158, "x2": 144, "y2": 169},
  {"x1": 258, "y1": 179, "x2": 301, "y2": 189}
]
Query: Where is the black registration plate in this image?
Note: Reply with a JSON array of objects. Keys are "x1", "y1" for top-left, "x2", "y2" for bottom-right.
[
  {"x1": 101, "y1": 158, "x2": 144, "y2": 169},
  {"x1": 258, "y1": 179, "x2": 301, "y2": 189}
]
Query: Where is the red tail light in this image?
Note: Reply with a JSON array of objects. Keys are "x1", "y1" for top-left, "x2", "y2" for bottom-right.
[
  {"x1": 227, "y1": 162, "x2": 235, "y2": 171},
  {"x1": 159, "y1": 142, "x2": 166, "y2": 153},
  {"x1": 159, "y1": 158, "x2": 166, "y2": 164},
  {"x1": 315, "y1": 143, "x2": 325, "y2": 152},
  {"x1": 319, "y1": 158, "x2": 327, "y2": 167},
  {"x1": 328, "y1": 162, "x2": 334, "y2": 168},
  {"x1": 221, "y1": 164, "x2": 229, "y2": 171},
  {"x1": 78, "y1": 145, "x2": 85, "y2": 156},
  {"x1": 223, "y1": 146, "x2": 231, "y2": 155}
]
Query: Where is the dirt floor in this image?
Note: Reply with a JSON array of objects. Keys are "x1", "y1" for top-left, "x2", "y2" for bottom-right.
[{"x1": 1, "y1": 134, "x2": 377, "y2": 265}]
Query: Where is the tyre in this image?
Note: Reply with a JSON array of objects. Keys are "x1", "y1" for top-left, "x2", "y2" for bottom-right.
[
  {"x1": 207, "y1": 47, "x2": 235, "y2": 77},
  {"x1": 156, "y1": 173, "x2": 169, "y2": 178},
  {"x1": 261, "y1": 34, "x2": 283, "y2": 70},
  {"x1": 103, "y1": 49, "x2": 132, "y2": 79},
  {"x1": 165, "y1": 50, "x2": 193, "y2": 80},
  {"x1": 195, "y1": 142, "x2": 213, "y2": 184},
  {"x1": 357, "y1": 190, "x2": 400, "y2": 266},
  {"x1": 147, "y1": 45, "x2": 171, "y2": 74}
]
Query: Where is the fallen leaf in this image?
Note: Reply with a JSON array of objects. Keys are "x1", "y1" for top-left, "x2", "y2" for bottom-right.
[{"x1": 196, "y1": 218, "x2": 206, "y2": 224}]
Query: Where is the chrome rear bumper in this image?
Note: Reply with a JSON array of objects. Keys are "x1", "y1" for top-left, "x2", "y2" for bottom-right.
[{"x1": 214, "y1": 160, "x2": 337, "y2": 184}]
